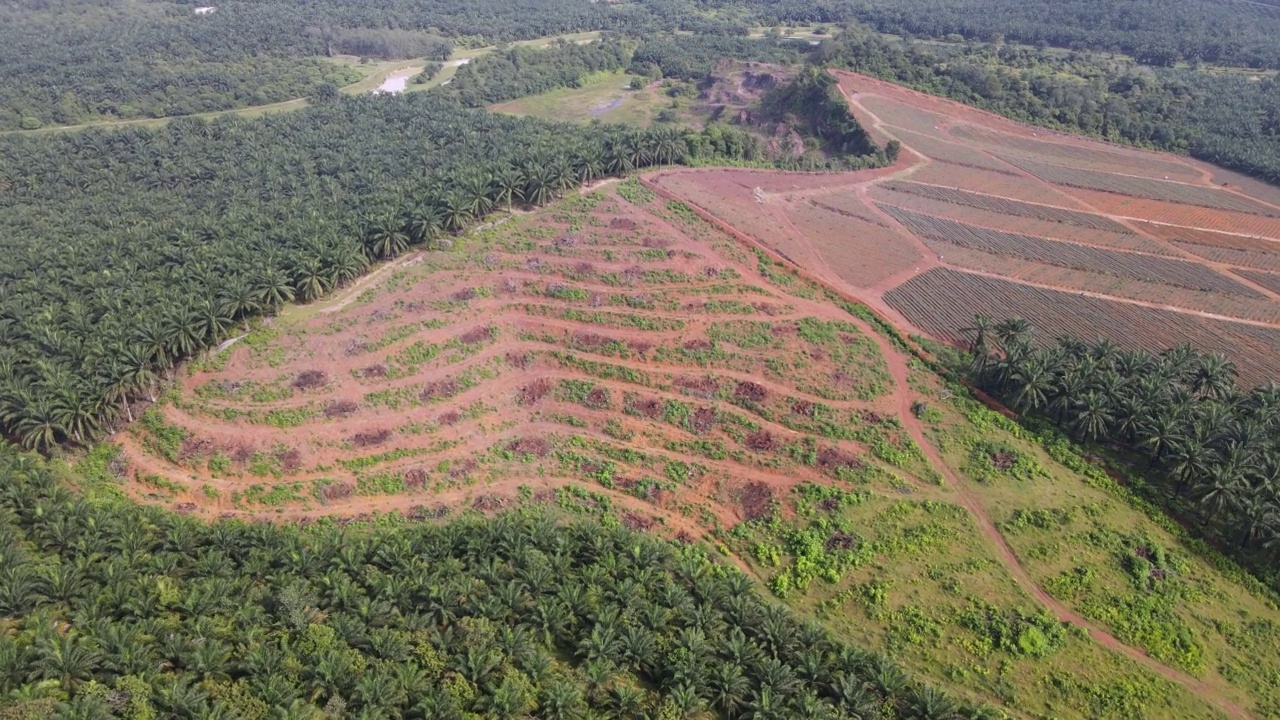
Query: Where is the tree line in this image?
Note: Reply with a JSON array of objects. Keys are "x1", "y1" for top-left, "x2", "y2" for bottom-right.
[
  {"x1": 962, "y1": 316, "x2": 1280, "y2": 585},
  {"x1": 0, "y1": 446, "x2": 994, "y2": 719}
]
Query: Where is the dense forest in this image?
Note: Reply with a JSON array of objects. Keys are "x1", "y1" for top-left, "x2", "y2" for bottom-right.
[
  {"x1": 817, "y1": 28, "x2": 1280, "y2": 183},
  {"x1": 0, "y1": 447, "x2": 991, "y2": 719},
  {"x1": 9, "y1": 0, "x2": 1280, "y2": 128},
  {"x1": 963, "y1": 317, "x2": 1280, "y2": 587},
  {"x1": 838, "y1": 0, "x2": 1280, "y2": 68}
]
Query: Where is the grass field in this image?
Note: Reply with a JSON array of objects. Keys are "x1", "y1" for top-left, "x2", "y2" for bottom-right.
[
  {"x1": 488, "y1": 70, "x2": 688, "y2": 126},
  {"x1": 108, "y1": 177, "x2": 1280, "y2": 718}
]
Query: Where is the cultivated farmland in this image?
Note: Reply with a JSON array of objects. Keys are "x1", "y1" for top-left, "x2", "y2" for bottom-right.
[
  {"x1": 120, "y1": 180, "x2": 1280, "y2": 720},
  {"x1": 654, "y1": 70, "x2": 1280, "y2": 384}
]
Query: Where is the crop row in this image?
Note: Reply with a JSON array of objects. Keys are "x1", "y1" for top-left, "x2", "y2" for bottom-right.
[
  {"x1": 1233, "y1": 268, "x2": 1280, "y2": 296},
  {"x1": 878, "y1": 180, "x2": 1133, "y2": 234},
  {"x1": 884, "y1": 128, "x2": 1020, "y2": 175},
  {"x1": 1000, "y1": 156, "x2": 1280, "y2": 217},
  {"x1": 948, "y1": 124, "x2": 1205, "y2": 182},
  {"x1": 879, "y1": 205, "x2": 1264, "y2": 297},
  {"x1": 884, "y1": 268, "x2": 1280, "y2": 387}
]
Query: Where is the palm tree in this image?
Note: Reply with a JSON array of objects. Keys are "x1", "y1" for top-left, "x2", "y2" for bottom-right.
[
  {"x1": 14, "y1": 395, "x2": 65, "y2": 451},
  {"x1": 254, "y1": 267, "x2": 296, "y2": 312},
  {"x1": 1137, "y1": 411, "x2": 1186, "y2": 466},
  {"x1": 407, "y1": 205, "x2": 445, "y2": 247},
  {"x1": 219, "y1": 279, "x2": 261, "y2": 333},
  {"x1": 29, "y1": 634, "x2": 99, "y2": 692},
  {"x1": 1233, "y1": 490, "x2": 1279, "y2": 549},
  {"x1": 1192, "y1": 353, "x2": 1238, "y2": 399},
  {"x1": 1070, "y1": 391, "x2": 1114, "y2": 443},
  {"x1": 362, "y1": 215, "x2": 410, "y2": 261}
]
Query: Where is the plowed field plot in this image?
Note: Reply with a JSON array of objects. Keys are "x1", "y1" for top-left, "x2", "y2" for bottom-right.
[
  {"x1": 1135, "y1": 221, "x2": 1280, "y2": 272},
  {"x1": 908, "y1": 163, "x2": 1084, "y2": 207},
  {"x1": 657, "y1": 70, "x2": 1280, "y2": 390},
  {"x1": 1070, "y1": 189, "x2": 1280, "y2": 238},
  {"x1": 881, "y1": 205, "x2": 1263, "y2": 297},
  {"x1": 1234, "y1": 268, "x2": 1280, "y2": 295},
  {"x1": 924, "y1": 243, "x2": 1280, "y2": 324},
  {"x1": 870, "y1": 185, "x2": 1174, "y2": 256},
  {"x1": 1002, "y1": 156, "x2": 1280, "y2": 216},
  {"x1": 856, "y1": 95, "x2": 952, "y2": 137},
  {"x1": 786, "y1": 199, "x2": 922, "y2": 287},
  {"x1": 885, "y1": 268, "x2": 1280, "y2": 386},
  {"x1": 878, "y1": 180, "x2": 1134, "y2": 233},
  {"x1": 949, "y1": 123, "x2": 1205, "y2": 182},
  {"x1": 878, "y1": 127, "x2": 1018, "y2": 175},
  {"x1": 1210, "y1": 166, "x2": 1280, "y2": 207}
]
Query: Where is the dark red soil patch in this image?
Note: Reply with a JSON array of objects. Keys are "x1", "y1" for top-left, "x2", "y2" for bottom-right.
[
  {"x1": 323, "y1": 482, "x2": 354, "y2": 501},
  {"x1": 358, "y1": 364, "x2": 387, "y2": 379},
  {"x1": 572, "y1": 331, "x2": 619, "y2": 349},
  {"x1": 625, "y1": 394, "x2": 663, "y2": 418},
  {"x1": 508, "y1": 436, "x2": 552, "y2": 458},
  {"x1": 450, "y1": 458, "x2": 477, "y2": 480},
  {"x1": 826, "y1": 531, "x2": 857, "y2": 551},
  {"x1": 458, "y1": 326, "x2": 493, "y2": 345},
  {"x1": 438, "y1": 411, "x2": 461, "y2": 426},
  {"x1": 178, "y1": 437, "x2": 213, "y2": 462},
  {"x1": 292, "y1": 370, "x2": 328, "y2": 390},
  {"x1": 473, "y1": 494, "x2": 508, "y2": 511},
  {"x1": 609, "y1": 217, "x2": 637, "y2": 230},
  {"x1": 420, "y1": 378, "x2": 460, "y2": 402},
  {"x1": 517, "y1": 378, "x2": 553, "y2": 406},
  {"x1": 324, "y1": 400, "x2": 359, "y2": 418},
  {"x1": 676, "y1": 375, "x2": 719, "y2": 398},
  {"x1": 734, "y1": 380, "x2": 768, "y2": 403},
  {"x1": 690, "y1": 406, "x2": 717, "y2": 434},
  {"x1": 275, "y1": 448, "x2": 303, "y2": 472},
  {"x1": 584, "y1": 387, "x2": 610, "y2": 409},
  {"x1": 404, "y1": 468, "x2": 427, "y2": 488},
  {"x1": 352, "y1": 429, "x2": 392, "y2": 447},
  {"x1": 739, "y1": 481, "x2": 775, "y2": 521},
  {"x1": 450, "y1": 287, "x2": 477, "y2": 302},
  {"x1": 991, "y1": 451, "x2": 1018, "y2": 471},
  {"x1": 623, "y1": 512, "x2": 656, "y2": 531},
  {"x1": 626, "y1": 339, "x2": 653, "y2": 357},
  {"x1": 818, "y1": 446, "x2": 862, "y2": 471},
  {"x1": 745, "y1": 430, "x2": 779, "y2": 452}
]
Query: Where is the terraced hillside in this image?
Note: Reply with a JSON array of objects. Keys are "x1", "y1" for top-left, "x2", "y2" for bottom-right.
[
  {"x1": 651, "y1": 71, "x2": 1280, "y2": 386},
  {"x1": 116, "y1": 181, "x2": 1280, "y2": 719}
]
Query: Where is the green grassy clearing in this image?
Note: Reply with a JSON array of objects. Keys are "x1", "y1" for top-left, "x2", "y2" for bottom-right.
[{"x1": 488, "y1": 70, "x2": 698, "y2": 127}]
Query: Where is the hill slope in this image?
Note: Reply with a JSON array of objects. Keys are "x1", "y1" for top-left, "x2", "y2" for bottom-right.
[{"x1": 113, "y1": 180, "x2": 1280, "y2": 718}]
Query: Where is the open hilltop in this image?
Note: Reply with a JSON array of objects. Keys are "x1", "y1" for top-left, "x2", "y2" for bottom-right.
[
  {"x1": 118, "y1": 179, "x2": 1280, "y2": 719},
  {"x1": 653, "y1": 71, "x2": 1280, "y2": 387}
]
